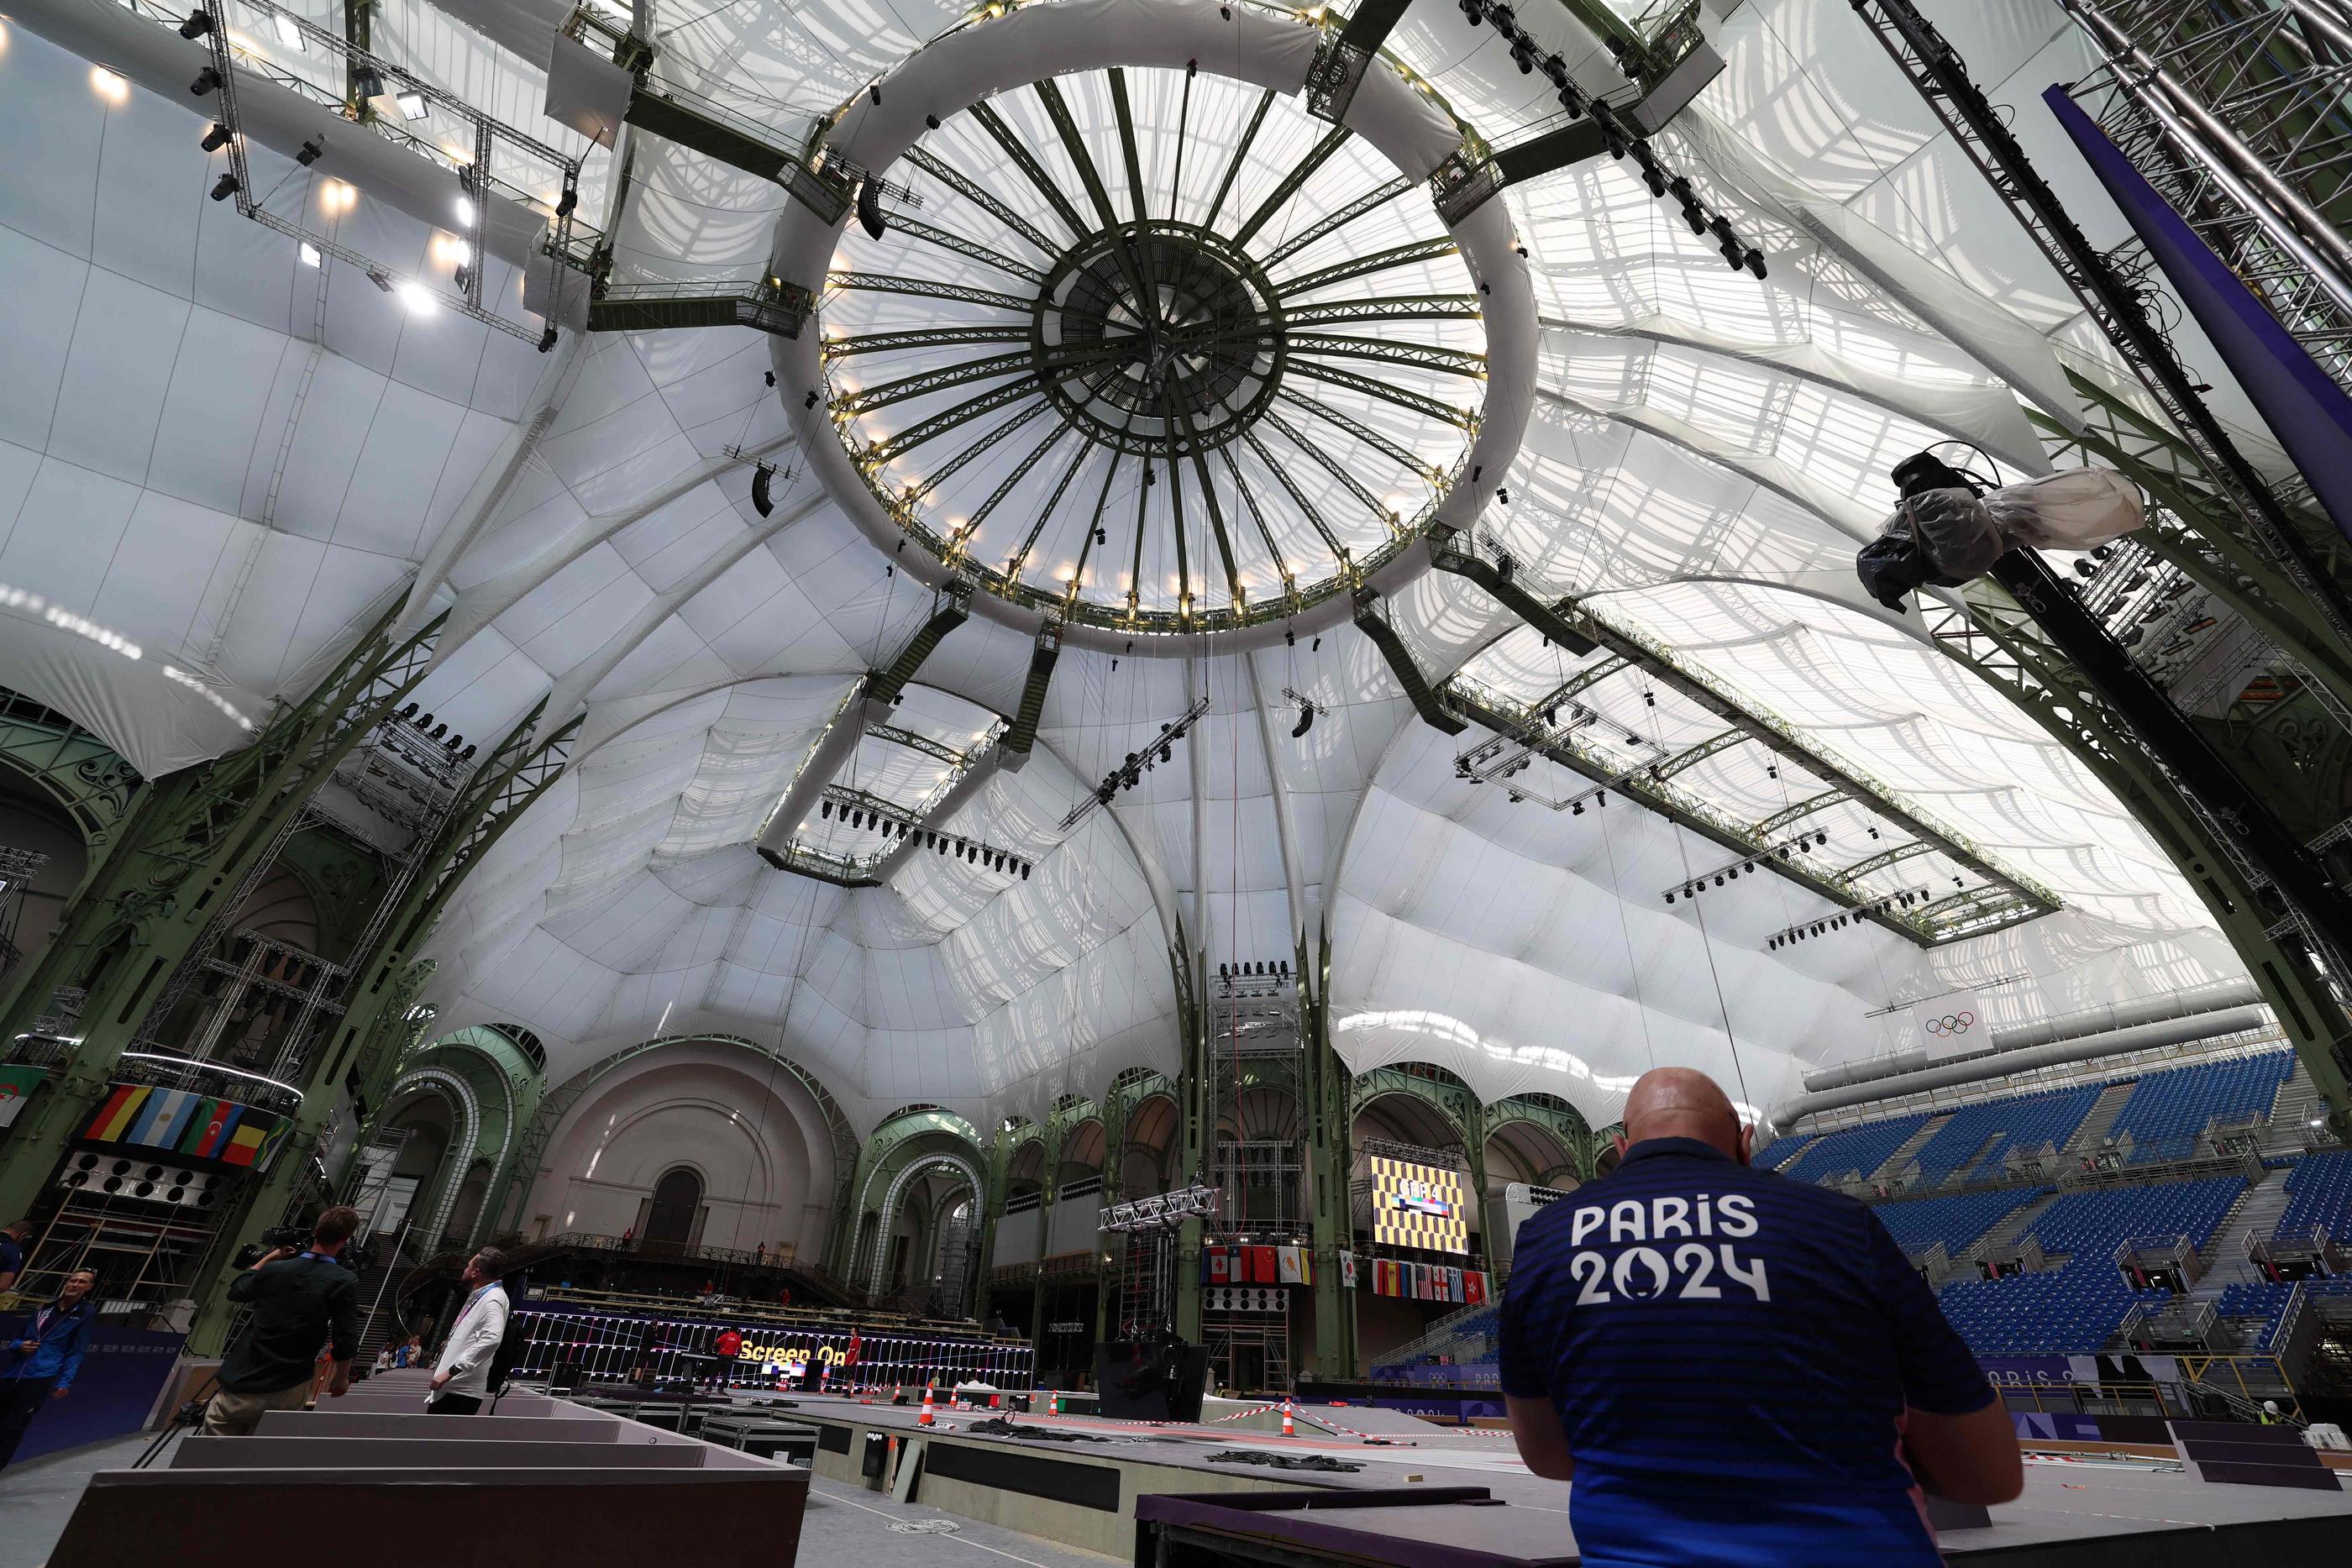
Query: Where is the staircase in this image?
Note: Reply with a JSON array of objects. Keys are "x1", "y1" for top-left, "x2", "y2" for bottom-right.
[
  {"x1": 352, "y1": 1235, "x2": 421, "y2": 1369},
  {"x1": 1872, "y1": 1114, "x2": 1954, "y2": 1183},
  {"x1": 2264, "y1": 1066, "x2": 2326, "y2": 1151},
  {"x1": 2062, "y1": 1080, "x2": 2138, "y2": 1156},
  {"x1": 1958, "y1": 1190, "x2": 2064, "y2": 1266},
  {"x1": 2190, "y1": 1167, "x2": 2294, "y2": 1303}
]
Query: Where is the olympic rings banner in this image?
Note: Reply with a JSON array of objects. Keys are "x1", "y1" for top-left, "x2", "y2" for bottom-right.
[{"x1": 1909, "y1": 987, "x2": 1984, "y2": 1062}]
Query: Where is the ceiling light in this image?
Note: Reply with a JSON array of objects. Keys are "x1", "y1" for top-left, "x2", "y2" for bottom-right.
[
  {"x1": 297, "y1": 137, "x2": 323, "y2": 166},
  {"x1": 272, "y1": 13, "x2": 303, "y2": 50},
  {"x1": 454, "y1": 192, "x2": 475, "y2": 227},
  {"x1": 298, "y1": 242, "x2": 321, "y2": 267},
  {"x1": 192, "y1": 66, "x2": 223, "y2": 97},
  {"x1": 395, "y1": 89, "x2": 429, "y2": 121},
  {"x1": 202, "y1": 123, "x2": 230, "y2": 152},
  {"x1": 177, "y1": 10, "x2": 213, "y2": 39},
  {"x1": 395, "y1": 280, "x2": 435, "y2": 315}
]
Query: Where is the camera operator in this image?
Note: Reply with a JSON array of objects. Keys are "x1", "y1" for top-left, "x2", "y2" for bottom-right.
[{"x1": 201, "y1": 1206, "x2": 360, "y2": 1436}]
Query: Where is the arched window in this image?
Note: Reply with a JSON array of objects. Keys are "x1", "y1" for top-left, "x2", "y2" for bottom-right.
[{"x1": 644, "y1": 1167, "x2": 703, "y2": 1249}]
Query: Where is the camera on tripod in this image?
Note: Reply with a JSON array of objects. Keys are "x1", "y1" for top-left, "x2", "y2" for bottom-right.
[{"x1": 232, "y1": 1225, "x2": 312, "y2": 1268}]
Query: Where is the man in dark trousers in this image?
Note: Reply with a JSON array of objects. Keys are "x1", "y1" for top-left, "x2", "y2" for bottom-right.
[
  {"x1": 202, "y1": 1206, "x2": 360, "y2": 1435},
  {"x1": 1499, "y1": 1067, "x2": 2021, "y2": 1565},
  {"x1": 0, "y1": 1267, "x2": 96, "y2": 1468}
]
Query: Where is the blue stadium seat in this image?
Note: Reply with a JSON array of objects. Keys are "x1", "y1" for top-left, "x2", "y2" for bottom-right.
[
  {"x1": 2277, "y1": 1150, "x2": 2352, "y2": 1239},
  {"x1": 1773, "y1": 1114, "x2": 1930, "y2": 1185},
  {"x1": 1898, "y1": 1087, "x2": 2100, "y2": 1188},
  {"x1": 1872, "y1": 1188, "x2": 2049, "y2": 1259},
  {"x1": 2104, "y1": 1052, "x2": 2294, "y2": 1165},
  {"x1": 1933, "y1": 1177, "x2": 2245, "y2": 1355}
]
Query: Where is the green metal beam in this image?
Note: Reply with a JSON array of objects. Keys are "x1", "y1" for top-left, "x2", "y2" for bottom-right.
[
  {"x1": 1202, "y1": 90, "x2": 1277, "y2": 233},
  {"x1": 1651, "y1": 728, "x2": 1747, "y2": 780},
  {"x1": 1242, "y1": 429, "x2": 1353, "y2": 568},
  {"x1": 1752, "y1": 789, "x2": 1847, "y2": 839},
  {"x1": 860, "y1": 380, "x2": 1040, "y2": 468},
  {"x1": 1286, "y1": 334, "x2": 1488, "y2": 380},
  {"x1": 1231, "y1": 124, "x2": 1354, "y2": 249},
  {"x1": 825, "y1": 325, "x2": 1032, "y2": 359},
  {"x1": 888, "y1": 216, "x2": 1048, "y2": 284},
  {"x1": 1260, "y1": 176, "x2": 1414, "y2": 270},
  {"x1": 909, "y1": 400, "x2": 1057, "y2": 505},
  {"x1": 1277, "y1": 236, "x2": 1460, "y2": 298},
  {"x1": 1284, "y1": 358, "x2": 1477, "y2": 430},
  {"x1": 969, "y1": 98, "x2": 1091, "y2": 240},
  {"x1": 903, "y1": 145, "x2": 1058, "y2": 256},
  {"x1": 827, "y1": 272, "x2": 1036, "y2": 315}
]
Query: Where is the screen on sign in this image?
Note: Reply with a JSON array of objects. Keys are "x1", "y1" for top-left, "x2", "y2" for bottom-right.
[{"x1": 1371, "y1": 1155, "x2": 1468, "y2": 1255}]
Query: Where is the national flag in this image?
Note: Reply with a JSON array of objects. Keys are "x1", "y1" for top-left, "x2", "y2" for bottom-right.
[
  {"x1": 85, "y1": 1083, "x2": 149, "y2": 1143},
  {"x1": 1207, "y1": 1246, "x2": 1231, "y2": 1285},
  {"x1": 0, "y1": 1064, "x2": 47, "y2": 1130},
  {"x1": 1373, "y1": 1259, "x2": 1399, "y2": 1297},
  {"x1": 1296, "y1": 1249, "x2": 1314, "y2": 1286},
  {"x1": 1463, "y1": 1270, "x2": 1487, "y2": 1307},
  {"x1": 125, "y1": 1088, "x2": 200, "y2": 1149},
  {"x1": 1415, "y1": 1265, "x2": 1433, "y2": 1300},
  {"x1": 181, "y1": 1099, "x2": 244, "y2": 1160},
  {"x1": 1276, "y1": 1245, "x2": 1305, "y2": 1284},
  {"x1": 1247, "y1": 1245, "x2": 1277, "y2": 1283},
  {"x1": 1448, "y1": 1267, "x2": 1466, "y2": 1303},
  {"x1": 1339, "y1": 1251, "x2": 1358, "y2": 1290},
  {"x1": 220, "y1": 1118, "x2": 272, "y2": 1167}
]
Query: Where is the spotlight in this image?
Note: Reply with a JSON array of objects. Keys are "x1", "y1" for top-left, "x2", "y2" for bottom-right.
[
  {"x1": 272, "y1": 13, "x2": 302, "y2": 50},
  {"x1": 454, "y1": 191, "x2": 475, "y2": 228},
  {"x1": 554, "y1": 178, "x2": 578, "y2": 216},
  {"x1": 351, "y1": 66, "x2": 386, "y2": 105},
  {"x1": 925, "y1": 114, "x2": 942, "y2": 130},
  {"x1": 1457, "y1": 0, "x2": 1480, "y2": 18},
  {"x1": 1021, "y1": 862, "x2": 1032, "y2": 879},
  {"x1": 1591, "y1": 99, "x2": 1628, "y2": 159},
  {"x1": 1510, "y1": 38, "x2": 1535, "y2": 73},
  {"x1": 1665, "y1": 892, "x2": 1675, "y2": 905},
  {"x1": 869, "y1": 83, "x2": 881, "y2": 107},
  {"x1": 297, "y1": 138, "x2": 323, "y2": 166},
  {"x1": 1542, "y1": 57, "x2": 1570, "y2": 89},
  {"x1": 1291, "y1": 704, "x2": 1314, "y2": 738},
  {"x1": 1744, "y1": 248, "x2": 1767, "y2": 281},
  {"x1": 209, "y1": 172, "x2": 239, "y2": 202},
  {"x1": 396, "y1": 90, "x2": 429, "y2": 121},
  {"x1": 178, "y1": 10, "x2": 214, "y2": 40},
  {"x1": 821, "y1": 801, "x2": 833, "y2": 820},
  {"x1": 192, "y1": 66, "x2": 223, "y2": 97},
  {"x1": 804, "y1": 390, "x2": 820, "y2": 409},
  {"x1": 752, "y1": 463, "x2": 775, "y2": 517},
  {"x1": 1814, "y1": 831, "x2": 1827, "y2": 846},
  {"x1": 201, "y1": 123, "x2": 230, "y2": 152}
]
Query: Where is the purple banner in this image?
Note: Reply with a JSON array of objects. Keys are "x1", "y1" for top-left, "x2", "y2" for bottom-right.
[
  {"x1": 12, "y1": 1327, "x2": 184, "y2": 1464},
  {"x1": 2046, "y1": 86, "x2": 2352, "y2": 544},
  {"x1": 2013, "y1": 1410, "x2": 2103, "y2": 1443}
]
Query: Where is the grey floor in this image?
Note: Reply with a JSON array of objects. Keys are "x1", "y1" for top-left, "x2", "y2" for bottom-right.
[{"x1": 0, "y1": 1432, "x2": 1117, "y2": 1568}]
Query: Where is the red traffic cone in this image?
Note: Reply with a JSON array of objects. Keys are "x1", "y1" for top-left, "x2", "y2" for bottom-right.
[
  {"x1": 1048, "y1": 1390, "x2": 1060, "y2": 1416},
  {"x1": 919, "y1": 1383, "x2": 937, "y2": 1426},
  {"x1": 1281, "y1": 1397, "x2": 1294, "y2": 1437}
]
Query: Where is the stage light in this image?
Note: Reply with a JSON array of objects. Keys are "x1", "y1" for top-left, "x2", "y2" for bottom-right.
[
  {"x1": 454, "y1": 191, "x2": 475, "y2": 227},
  {"x1": 209, "y1": 172, "x2": 239, "y2": 202},
  {"x1": 555, "y1": 179, "x2": 578, "y2": 216},
  {"x1": 299, "y1": 242, "x2": 321, "y2": 267},
  {"x1": 296, "y1": 138, "x2": 323, "y2": 166},
  {"x1": 272, "y1": 12, "x2": 303, "y2": 50},
  {"x1": 192, "y1": 66, "x2": 223, "y2": 96},
  {"x1": 1665, "y1": 892, "x2": 1675, "y2": 905},
  {"x1": 396, "y1": 90, "x2": 429, "y2": 121},
  {"x1": 178, "y1": 9, "x2": 213, "y2": 39},
  {"x1": 396, "y1": 279, "x2": 435, "y2": 314},
  {"x1": 201, "y1": 122, "x2": 230, "y2": 151},
  {"x1": 1510, "y1": 39, "x2": 1535, "y2": 73},
  {"x1": 1745, "y1": 248, "x2": 1767, "y2": 281}
]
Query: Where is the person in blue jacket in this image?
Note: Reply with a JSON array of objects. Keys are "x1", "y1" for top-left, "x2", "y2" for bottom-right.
[{"x1": 0, "y1": 1266, "x2": 97, "y2": 1469}]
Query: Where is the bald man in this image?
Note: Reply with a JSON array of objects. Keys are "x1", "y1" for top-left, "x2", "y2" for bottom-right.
[{"x1": 1499, "y1": 1067, "x2": 2019, "y2": 1565}]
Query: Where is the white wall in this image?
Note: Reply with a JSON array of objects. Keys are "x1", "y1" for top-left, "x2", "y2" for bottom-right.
[{"x1": 523, "y1": 1042, "x2": 840, "y2": 1260}]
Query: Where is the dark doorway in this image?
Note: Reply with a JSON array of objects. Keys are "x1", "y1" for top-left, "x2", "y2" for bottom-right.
[{"x1": 644, "y1": 1167, "x2": 702, "y2": 1250}]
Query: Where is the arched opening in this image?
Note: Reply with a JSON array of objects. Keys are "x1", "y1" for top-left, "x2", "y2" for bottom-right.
[
  {"x1": 643, "y1": 1167, "x2": 704, "y2": 1251},
  {"x1": 1120, "y1": 1094, "x2": 1179, "y2": 1199}
]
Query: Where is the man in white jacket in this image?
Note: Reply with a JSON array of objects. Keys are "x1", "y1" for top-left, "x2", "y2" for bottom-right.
[{"x1": 428, "y1": 1247, "x2": 511, "y2": 1415}]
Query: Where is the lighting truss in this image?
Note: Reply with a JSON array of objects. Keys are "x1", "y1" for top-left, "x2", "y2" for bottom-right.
[
  {"x1": 1098, "y1": 1183, "x2": 1221, "y2": 1234},
  {"x1": 810, "y1": 784, "x2": 1032, "y2": 877},
  {"x1": 180, "y1": 1, "x2": 596, "y2": 344},
  {"x1": 1059, "y1": 695, "x2": 1210, "y2": 831}
]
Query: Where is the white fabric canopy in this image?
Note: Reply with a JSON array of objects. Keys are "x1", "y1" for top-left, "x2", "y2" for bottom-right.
[{"x1": 0, "y1": 0, "x2": 2262, "y2": 1134}]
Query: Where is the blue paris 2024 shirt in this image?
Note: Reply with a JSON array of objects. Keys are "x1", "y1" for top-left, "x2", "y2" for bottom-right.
[{"x1": 1499, "y1": 1137, "x2": 1993, "y2": 1566}]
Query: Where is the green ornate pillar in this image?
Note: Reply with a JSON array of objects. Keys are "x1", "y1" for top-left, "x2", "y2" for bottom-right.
[{"x1": 0, "y1": 605, "x2": 444, "y2": 1225}]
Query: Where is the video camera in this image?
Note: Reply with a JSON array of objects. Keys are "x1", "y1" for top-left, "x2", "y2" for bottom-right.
[{"x1": 231, "y1": 1225, "x2": 317, "y2": 1269}]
